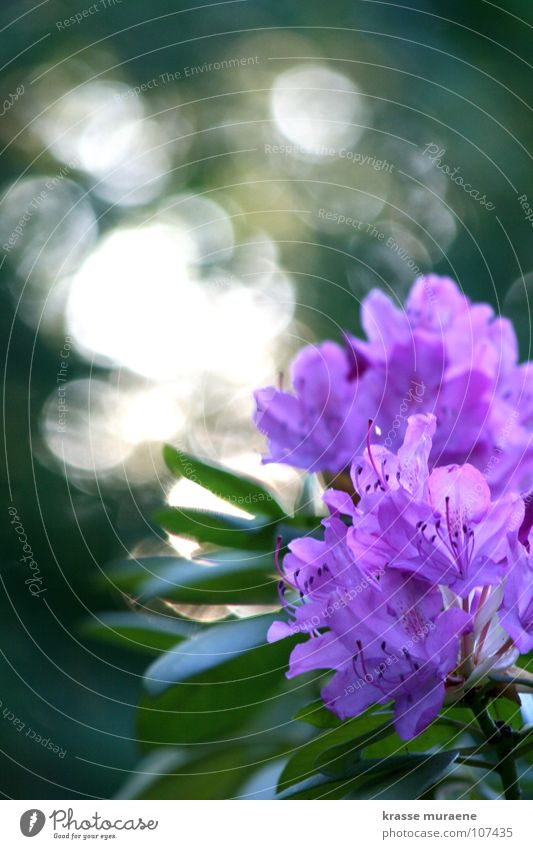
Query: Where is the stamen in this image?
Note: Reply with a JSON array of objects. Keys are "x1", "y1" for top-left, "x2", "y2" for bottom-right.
[
  {"x1": 274, "y1": 535, "x2": 300, "y2": 596},
  {"x1": 434, "y1": 518, "x2": 457, "y2": 559},
  {"x1": 277, "y1": 581, "x2": 297, "y2": 618},
  {"x1": 444, "y1": 497, "x2": 457, "y2": 551}
]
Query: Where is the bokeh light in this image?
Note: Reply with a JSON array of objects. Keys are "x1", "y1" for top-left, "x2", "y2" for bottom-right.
[{"x1": 271, "y1": 64, "x2": 367, "y2": 154}]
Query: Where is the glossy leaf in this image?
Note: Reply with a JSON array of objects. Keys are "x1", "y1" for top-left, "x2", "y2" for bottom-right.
[
  {"x1": 315, "y1": 718, "x2": 396, "y2": 777},
  {"x1": 350, "y1": 751, "x2": 459, "y2": 799},
  {"x1": 108, "y1": 552, "x2": 278, "y2": 606},
  {"x1": 277, "y1": 710, "x2": 392, "y2": 792},
  {"x1": 294, "y1": 700, "x2": 342, "y2": 729},
  {"x1": 153, "y1": 507, "x2": 273, "y2": 549},
  {"x1": 163, "y1": 445, "x2": 284, "y2": 519},
  {"x1": 82, "y1": 611, "x2": 198, "y2": 655},
  {"x1": 281, "y1": 752, "x2": 458, "y2": 800},
  {"x1": 104, "y1": 555, "x2": 194, "y2": 594},
  {"x1": 116, "y1": 745, "x2": 284, "y2": 800},
  {"x1": 137, "y1": 637, "x2": 299, "y2": 747},
  {"x1": 363, "y1": 718, "x2": 465, "y2": 760},
  {"x1": 144, "y1": 612, "x2": 283, "y2": 696}
]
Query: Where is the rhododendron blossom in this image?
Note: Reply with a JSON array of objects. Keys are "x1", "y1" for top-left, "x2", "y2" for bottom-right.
[
  {"x1": 254, "y1": 275, "x2": 533, "y2": 494},
  {"x1": 254, "y1": 279, "x2": 533, "y2": 742},
  {"x1": 265, "y1": 415, "x2": 530, "y2": 738}
]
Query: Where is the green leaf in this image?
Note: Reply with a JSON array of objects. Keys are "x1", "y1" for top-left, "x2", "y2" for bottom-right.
[
  {"x1": 277, "y1": 709, "x2": 392, "y2": 793},
  {"x1": 104, "y1": 556, "x2": 193, "y2": 594},
  {"x1": 137, "y1": 634, "x2": 300, "y2": 747},
  {"x1": 346, "y1": 751, "x2": 459, "y2": 800},
  {"x1": 315, "y1": 718, "x2": 396, "y2": 777},
  {"x1": 518, "y1": 651, "x2": 533, "y2": 673},
  {"x1": 278, "y1": 773, "x2": 360, "y2": 800},
  {"x1": 514, "y1": 726, "x2": 533, "y2": 760},
  {"x1": 81, "y1": 612, "x2": 197, "y2": 654},
  {"x1": 488, "y1": 697, "x2": 524, "y2": 730},
  {"x1": 153, "y1": 507, "x2": 273, "y2": 549},
  {"x1": 108, "y1": 552, "x2": 278, "y2": 606},
  {"x1": 280, "y1": 752, "x2": 458, "y2": 800},
  {"x1": 294, "y1": 700, "x2": 342, "y2": 729},
  {"x1": 363, "y1": 717, "x2": 466, "y2": 760},
  {"x1": 116, "y1": 745, "x2": 284, "y2": 800},
  {"x1": 144, "y1": 612, "x2": 283, "y2": 696},
  {"x1": 163, "y1": 445, "x2": 284, "y2": 519}
]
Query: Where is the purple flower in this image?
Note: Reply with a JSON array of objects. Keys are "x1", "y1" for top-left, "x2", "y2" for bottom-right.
[
  {"x1": 258, "y1": 274, "x2": 533, "y2": 742},
  {"x1": 347, "y1": 415, "x2": 525, "y2": 596},
  {"x1": 254, "y1": 275, "x2": 533, "y2": 494},
  {"x1": 466, "y1": 582, "x2": 519, "y2": 686},
  {"x1": 254, "y1": 341, "x2": 369, "y2": 473},
  {"x1": 500, "y1": 537, "x2": 533, "y2": 653},
  {"x1": 320, "y1": 578, "x2": 469, "y2": 741},
  {"x1": 267, "y1": 413, "x2": 529, "y2": 738},
  {"x1": 269, "y1": 550, "x2": 469, "y2": 739}
]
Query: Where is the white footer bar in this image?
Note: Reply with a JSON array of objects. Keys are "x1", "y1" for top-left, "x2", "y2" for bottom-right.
[{"x1": 1, "y1": 799, "x2": 529, "y2": 848}]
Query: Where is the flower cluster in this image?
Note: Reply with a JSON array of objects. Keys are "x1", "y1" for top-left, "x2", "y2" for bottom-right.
[
  {"x1": 255, "y1": 276, "x2": 533, "y2": 739},
  {"x1": 254, "y1": 275, "x2": 533, "y2": 495}
]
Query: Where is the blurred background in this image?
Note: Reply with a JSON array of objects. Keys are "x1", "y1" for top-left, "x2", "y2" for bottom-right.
[{"x1": 1, "y1": 0, "x2": 532, "y2": 798}]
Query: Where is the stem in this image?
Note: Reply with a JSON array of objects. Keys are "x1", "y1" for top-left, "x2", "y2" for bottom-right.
[
  {"x1": 466, "y1": 690, "x2": 521, "y2": 800},
  {"x1": 495, "y1": 747, "x2": 521, "y2": 801}
]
